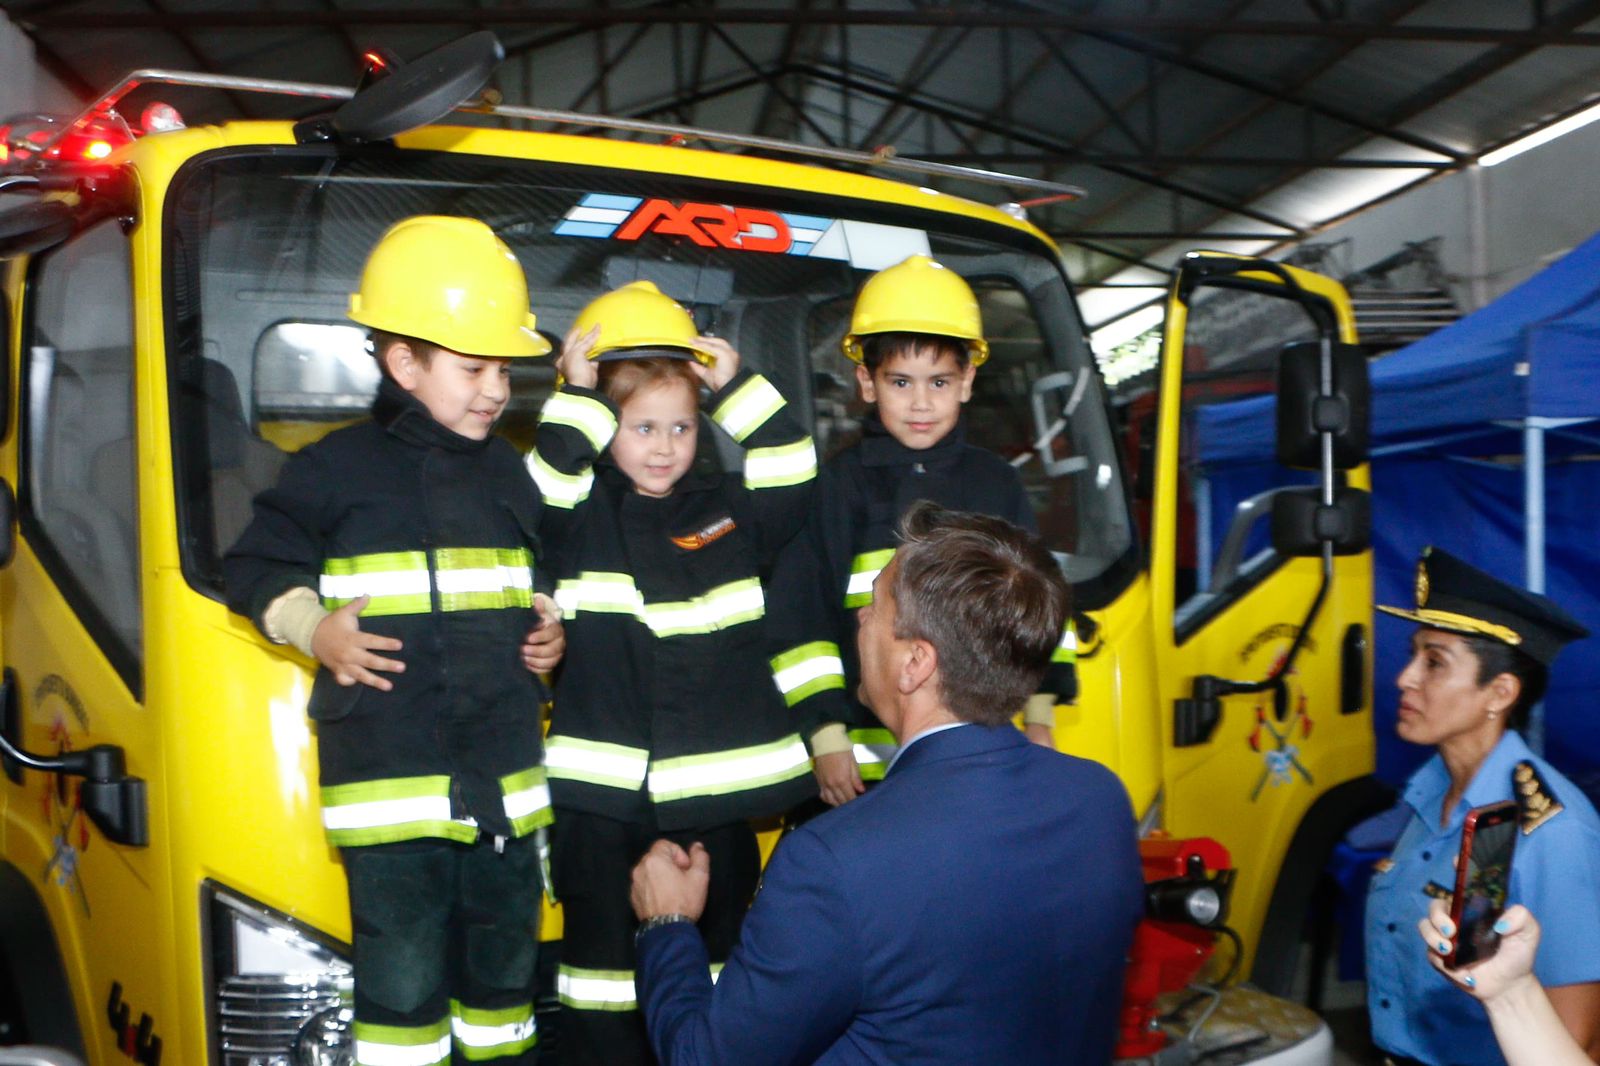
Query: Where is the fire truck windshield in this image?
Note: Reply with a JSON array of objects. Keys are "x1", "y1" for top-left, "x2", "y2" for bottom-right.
[{"x1": 163, "y1": 149, "x2": 1135, "y2": 606}]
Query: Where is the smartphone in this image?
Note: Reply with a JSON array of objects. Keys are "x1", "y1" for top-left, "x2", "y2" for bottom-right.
[{"x1": 1446, "y1": 800, "x2": 1519, "y2": 968}]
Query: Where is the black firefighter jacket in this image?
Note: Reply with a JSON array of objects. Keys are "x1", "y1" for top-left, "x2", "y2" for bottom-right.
[
  {"x1": 765, "y1": 414, "x2": 1079, "y2": 779},
  {"x1": 529, "y1": 369, "x2": 818, "y2": 830},
  {"x1": 223, "y1": 379, "x2": 551, "y2": 847}
]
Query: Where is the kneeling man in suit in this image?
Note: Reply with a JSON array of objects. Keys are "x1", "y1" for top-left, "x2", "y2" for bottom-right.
[{"x1": 631, "y1": 502, "x2": 1144, "y2": 1065}]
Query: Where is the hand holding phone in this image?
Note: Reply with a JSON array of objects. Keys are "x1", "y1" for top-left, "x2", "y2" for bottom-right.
[{"x1": 1446, "y1": 800, "x2": 1519, "y2": 968}]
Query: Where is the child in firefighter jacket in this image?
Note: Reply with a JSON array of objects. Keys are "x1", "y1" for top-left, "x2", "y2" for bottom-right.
[
  {"x1": 767, "y1": 255, "x2": 1079, "y2": 808},
  {"x1": 527, "y1": 281, "x2": 817, "y2": 1065},
  {"x1": 224, "y1": 216, "x2": 560, "y2": 1066}
]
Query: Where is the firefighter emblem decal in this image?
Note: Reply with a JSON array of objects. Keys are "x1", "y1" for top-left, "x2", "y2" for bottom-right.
[{"x1": 1247, "y1": 653, "x2": 1314, "y2": 802}]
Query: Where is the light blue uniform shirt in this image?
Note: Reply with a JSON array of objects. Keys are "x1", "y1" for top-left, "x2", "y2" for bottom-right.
[{"x1": 1365, "y1": 730, "x2": 1600, "y2": 1065}]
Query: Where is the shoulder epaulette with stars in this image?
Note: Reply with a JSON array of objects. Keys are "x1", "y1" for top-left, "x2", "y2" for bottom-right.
[{"x1": 1514, "y1": 760, "x2": 1564, "y2": 835}]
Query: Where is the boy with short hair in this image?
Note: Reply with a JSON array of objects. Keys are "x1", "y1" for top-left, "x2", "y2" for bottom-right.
[
  {"x1": 225, "y1": 215, "x2": 561, "y2": 1065},
  {"x1": 769, "y1": 254, "x2": 1077, "y2": 807}
]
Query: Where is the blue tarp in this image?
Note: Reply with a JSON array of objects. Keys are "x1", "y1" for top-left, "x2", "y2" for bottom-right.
[
  {"x1": 1199, "y1": 227, "x2": 1600, "y2": 462},
  {"x1": 1193, "y1": 233, "x2": 1600, "y2": 788}
]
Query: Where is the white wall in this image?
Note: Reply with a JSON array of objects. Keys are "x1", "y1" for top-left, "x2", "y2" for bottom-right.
[
  {"x1": 0, "y1": 11, "x2": 79, "y2": 119},
  {"x1": 1309, "y1": 117, "x2": 1600, "y2": 312}
]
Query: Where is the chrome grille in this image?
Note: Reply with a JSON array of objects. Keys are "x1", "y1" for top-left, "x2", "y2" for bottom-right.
[{"x1": 217, "y1": 974, "x2": 348, "y2": 1066}]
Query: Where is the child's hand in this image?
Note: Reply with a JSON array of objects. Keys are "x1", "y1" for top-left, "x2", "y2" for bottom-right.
[
  {"x1": 558, "y1": 324, "x2": 601, "y2": 389},
  {"x1": 521, "y1": 592, "x2": 566, "y2": 673},
  {"x1": 813, "y1": 750, "x2": 865, "y2": 807},
  {"x1": 310, "y1": 596, "x2": 405, "y2": 690},
  {"x1": 690, "y1": 336, "x2": 740, "y2": 392}
]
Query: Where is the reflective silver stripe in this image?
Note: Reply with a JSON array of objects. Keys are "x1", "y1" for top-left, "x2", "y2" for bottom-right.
[
  {"x1": 1052, "y1": 622, "x2": 1078, "y2": 663},
  {"x1": 542, "y1": 390, "x2": 617, "y2": 452},
  {"x1": 435, "y1": 565, "x2": 533, "y2": 596},
  {"x1": 545, "y1": 736, "x2": 650, "y2": 790},
  {"x1": 644, "y1": 579, "x2": 764, "y2": 637},
  {"x1": 711, "y1": 374, "x2": 785, "y2": 442},
  {"x1": 322, "y1": 794, "x2": 453, "y2": 832},
  {"x1": 744, "y1": 437, "x2": 816, "y2": 490},
  {"x1": 556, "y1": 573, "x2": 644, "y2": 618},
  {"x1": 321, "y1": 568, "x2": 431, "y2": 600},
  {"x1": 558, "y1": 574, "x2": 763, "y2": 636},
  {"x1": 449, "y1": 1005, "x2": 536, "y2": 1054},
  {"x1": 649, "y1": 736, "x2": 812, "y2": 803},
  {"x1": 845, "y1": 568, "x2": 879, "y2": 600},
  {"x1": 557, "y1": 966, "x2": 637, "y2": 1011},
  {"x1": 528, "y1": 450, "x2": 593, "y2": 509},
  {"x1": 770, "y1": 642, "x2": 845, "y2": 706},
  {"x1": 353, "y1": 1023, "x2": 453, "y2": 1066},
  {"x1": 843, "y1": 548, "x2": 896, "y2": 608}
]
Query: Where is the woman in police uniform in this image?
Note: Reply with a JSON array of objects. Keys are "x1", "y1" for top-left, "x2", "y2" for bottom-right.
[{"x1": 1364, "y1": 547, "x2": 1600, "y2": 1066}]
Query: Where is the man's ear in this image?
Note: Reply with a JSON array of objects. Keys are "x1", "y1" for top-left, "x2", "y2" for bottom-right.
[
  {"x1": 855, "y1": 363, "x2": 877, "y2": 404},
  {"x1": 385, "y1": 342, "x2": 420, "y2": 390},
  {"x1": 898, "y1": 639, "x2": 938, "y2": 695}
]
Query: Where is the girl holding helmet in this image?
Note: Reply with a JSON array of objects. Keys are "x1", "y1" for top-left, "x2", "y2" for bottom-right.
[{"x1": 528, "y1": 280, "x2": 818, "y2": 1064}]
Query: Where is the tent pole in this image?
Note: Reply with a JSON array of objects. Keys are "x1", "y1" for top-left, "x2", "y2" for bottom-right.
[{"x1": 1525, "y1": 420, "x2": 1547, "y2": 755}]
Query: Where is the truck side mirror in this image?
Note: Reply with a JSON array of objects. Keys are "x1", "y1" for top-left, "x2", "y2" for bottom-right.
[
  {"x1": 1270, "y1": 486, "x2": 1370, "y2": 557},
  {"x1": 0, "y1": 479, "x2": 14, "y2": 569},
  {"x1": 1275, "y1": 341, "x2": 1369, "y2": 471}
]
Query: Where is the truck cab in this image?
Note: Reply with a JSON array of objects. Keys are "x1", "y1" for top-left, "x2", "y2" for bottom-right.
[{"x1": 0, "y1": 42, "x2": 1377, "y2": 1065}]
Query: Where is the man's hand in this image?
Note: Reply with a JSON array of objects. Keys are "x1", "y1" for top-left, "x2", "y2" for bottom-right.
[
  {"x1": 1023, "y1": 722, "x2": 1055, "y2": 748},
  {"x1": 521, "y1": 592, "x2": 566, "y2": 673},
  {"x1": 558, "y1": 323, "x2": 600, "y2": 389},
  {"x1": 690, "y1": 336, "x2": 740, "y2": 392},
  {"x1": 310, "y1": 595, "x2": 405, "y2": 690},
  {"x1": 631, "y1": 839, "x2": 711, "y2": 922},
  {"x1": 813, "y1": 750, "x2": 865, "y2": 807}
]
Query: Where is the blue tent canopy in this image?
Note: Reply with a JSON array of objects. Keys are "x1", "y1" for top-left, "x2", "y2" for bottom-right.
[
  {"x1": 1191, "y1": 232, "x2": 1600, "y2": 787},
  {"x1": 1199, "y1": 227, "x2": 1600, "y2": 463}
]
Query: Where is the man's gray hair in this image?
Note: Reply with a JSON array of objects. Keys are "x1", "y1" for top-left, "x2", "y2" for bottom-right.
[{"x1": 890, "y1": 502, "x2": 1070, "y2": 726}]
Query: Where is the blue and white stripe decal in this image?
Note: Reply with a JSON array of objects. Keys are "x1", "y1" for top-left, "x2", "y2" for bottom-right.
[{"x1": 554, "y1": 194, "x2": 644, "y2": 239}]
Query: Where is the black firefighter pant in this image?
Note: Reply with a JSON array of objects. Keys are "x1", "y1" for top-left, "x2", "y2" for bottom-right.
[
  {"x1": 343, "y1": 836, "x2": 543, "y2": 1065},
  {"x1": 550, "y1": 810, "x2": 761, "y2": 1066}
]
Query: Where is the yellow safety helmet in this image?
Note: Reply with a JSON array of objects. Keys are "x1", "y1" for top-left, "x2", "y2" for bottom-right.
[
  {"x1": 840, "y1": 254, "x2": 989, "y2": 366},
  {"x1": 348, "y1": 215, "x2": 551, "y2": 358},
  {"x1": 571, "y1": 280, "x2": 714, "y2": 365}
]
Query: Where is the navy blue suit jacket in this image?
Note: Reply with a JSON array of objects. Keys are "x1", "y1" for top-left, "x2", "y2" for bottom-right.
[{"x1": 636, "y1": 723, "x2": 1144, "y2": 1065}]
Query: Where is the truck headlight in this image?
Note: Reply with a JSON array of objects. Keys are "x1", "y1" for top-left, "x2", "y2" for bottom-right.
[{"x1": 203, "y1": 882, "x2": 353, "y2": 1066}]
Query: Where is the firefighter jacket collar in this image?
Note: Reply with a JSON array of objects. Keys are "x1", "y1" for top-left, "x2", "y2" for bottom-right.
[
  {"x1": 372, "y1": 376, "x2": 496, "y2": 454},
  {"x1": 857, "y1": 411, "x2": 967, "y2": 468}
]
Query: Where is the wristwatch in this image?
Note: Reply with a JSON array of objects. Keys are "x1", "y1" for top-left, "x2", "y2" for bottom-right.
[{"x1": 635, "y1": 913, "x2": 695, "y2": 943}]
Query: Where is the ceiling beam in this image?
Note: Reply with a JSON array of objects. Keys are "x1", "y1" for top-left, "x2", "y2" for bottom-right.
[
  {"x1": 18, "y1": 9, "x2": 1600, "y2": 45},
  {"x1": 919, "y1": 152, "x2": 1451, "y2": 168}
]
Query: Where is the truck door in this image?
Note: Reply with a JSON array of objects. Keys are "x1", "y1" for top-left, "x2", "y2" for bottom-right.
[
  {"x1": 1149, "y1": 255, "x2": 1376, "y2": 983},
  {"x1": 3, "y1": 218, "x2": 169, "y2": 1063}
]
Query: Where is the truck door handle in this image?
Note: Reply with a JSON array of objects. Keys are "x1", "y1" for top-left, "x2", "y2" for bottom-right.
[{"x1": 0, "y1": 668, "x2": 149, "y2": 847}]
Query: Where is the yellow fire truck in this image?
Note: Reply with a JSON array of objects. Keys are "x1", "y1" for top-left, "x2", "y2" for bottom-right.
[{"x1": 0, "y1": 34, "x2": 1381, "y2": 1065}]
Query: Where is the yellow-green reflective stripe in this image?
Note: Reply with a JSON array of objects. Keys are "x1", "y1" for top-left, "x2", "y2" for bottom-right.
[
  {"x1": 353, "y1": 1018, "x2": 452, "y2": 1066},
  {"x1": 649, "y1": 735, "x2": 812, "y2": 803},
  {"x1": 1052, "y1": 621, "x2": 1078, "y2": 664},
  {"x1": 321, "y1": 777, "x2": 476, "y2": 846},
  {"x1": 542, "y1": 390, "x2": 617, "y2": 452},
  {"x1": 501, "y1": 767, "x2": 554, "y2": 834},
  {"x1": 528, "y1": 450, "x2": 593, "y2": 510},
  {"x1": 744, "y1": 437, "x2": 817, "y2": 490},
  {"x1": 843, "y1": 549, "x2": 896, "y2": 608},
  {"x1": 711, "y1": 374, "x2": 785, "y2": 442},
  {"x1": 545, "y1": 736, "x2": 650, "y2": 790},
  {"x1": 322, "y1": 548, "x2": 534, "y2": 616},
  {"x1": 558, "y1": 575, "x2": 764, "y2": 636},
  {"x1": 644, "y1": 579, "x2": 764, "y2": 637},
  {"x1": 557, "y1": 966, "x2": 637, "y2": 1012},
  {"x1": 710, "y1": 962, "x2": 725, "y2": 984},
  {"x1": 770, "y1": 642, "x2": 845, "y2": 706},
  {"x1": 450, "y1": 1001, "x2": 536, "y2": 1059},
  {"x1": 555, "y1": 572, "x2": 643, "y2": 618},
  {"x1": 849, "y1": 728, "x2": 897, "y2": 783}
]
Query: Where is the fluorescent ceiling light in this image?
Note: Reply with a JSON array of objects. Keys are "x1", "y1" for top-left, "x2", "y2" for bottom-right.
[
  {"x1": 1479, "y1": 99, "x2": 1600, "y2": 167},
  {"x1": 1090, "y1": 304, "x2": 1164, "y2": 358}
]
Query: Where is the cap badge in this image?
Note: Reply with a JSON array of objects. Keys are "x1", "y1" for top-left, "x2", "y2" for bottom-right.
[{"x1": 1415, "y1": 559, "x2": 1430, "y2": 607}]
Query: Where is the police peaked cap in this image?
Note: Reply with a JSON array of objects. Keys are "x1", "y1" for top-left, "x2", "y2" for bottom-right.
[{"x1": 1377, "y1": 546, "x2": 1589, "y2": 666}]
